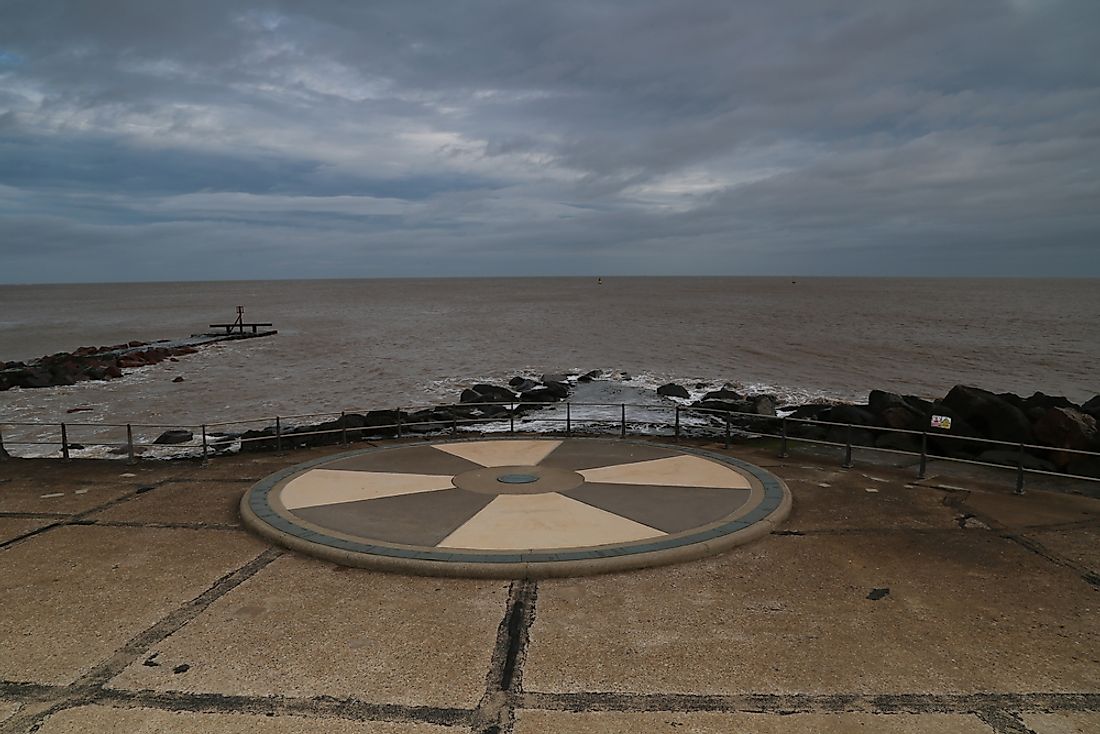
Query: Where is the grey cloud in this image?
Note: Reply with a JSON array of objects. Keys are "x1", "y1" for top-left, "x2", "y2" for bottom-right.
[{"x1": 0, "y1": 0, "x2": 1098, "y2": 282}]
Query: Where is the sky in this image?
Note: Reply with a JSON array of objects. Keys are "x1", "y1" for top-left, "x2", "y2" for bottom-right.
[{"x1": 1, "y1": 0, "x2": 1098, "y2": 283}]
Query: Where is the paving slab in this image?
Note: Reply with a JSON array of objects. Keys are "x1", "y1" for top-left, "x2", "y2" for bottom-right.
[
  {"x1": 0, "y1": 516, "x2": 58, "y2": 545},
  {"x1": 778, "y1": 470, "x2": 959, "y2": 531},
  {"x1": 108, "y1": 554, "x2": 508, "y2": 708},
  {"x1": 1024, "y1": 527, "x2": 1100, "y2": 573},
  {"x1": 512, "y1": 710, "x2": 992, "y2": 733},
  {"x1": 33, "y1": 705, "x2": 453, "y2": 734},
  {"x1": 89, "y1": 480, "x2": 246, "y2": 526},
  {"x1": 1021, "y1": 711, "x2": 1100, "y2": 733},
  {"x1": 0, "y1": 476, "x2": 142, "y2": 515},
  {"x1": 0, "y1": 525, "x2": 268, "y2": 685},
  {"x1": 524, "y1": 532, "x2": 1100, "y2": 695},
  {"x1": 957, "y1": 488, "x2": 1100, "y2": 530}
]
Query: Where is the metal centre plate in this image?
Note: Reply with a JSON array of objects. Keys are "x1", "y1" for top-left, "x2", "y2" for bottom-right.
[{"x1": 497, "y1": 473, "x2": 539, "y2": 484}]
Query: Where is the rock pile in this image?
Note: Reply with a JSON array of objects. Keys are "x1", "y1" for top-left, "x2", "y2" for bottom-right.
[{"x1": 1, "y1": 341, "x2": 198, "y2": 391}]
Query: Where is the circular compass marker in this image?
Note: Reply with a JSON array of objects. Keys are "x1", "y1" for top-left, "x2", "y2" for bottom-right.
[
  {"x1": 241, "y1": 438, "x2": 791, "y2": 578},
  {"x1": 497, "y1": 473, "x2": 539, "y2": 484}
]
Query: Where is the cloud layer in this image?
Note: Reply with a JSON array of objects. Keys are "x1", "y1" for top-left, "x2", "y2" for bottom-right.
[{"x1": 1, "y1": 0, "x2": 1098, "y2": 281}]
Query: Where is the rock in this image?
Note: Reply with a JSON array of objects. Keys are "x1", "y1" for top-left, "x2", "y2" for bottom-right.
[
  {"x1": 66, "y1": 407, "x2": 93, "y2": 414},
  {"x1": 1034, "y1": 407, "x2": 1097, "y2": 449},
  {"x1": 751, "y1": 395, "x2": 777, "y2": 416},
  {"x1": 577, "y1": 370, "x2": 602, "y2": 383},
  {"x1": 657, "y1": 383, "x2": 690, "y2": 399},
  {"x1": 1020, "y1": 392, "x2": 1077, "y2": 422},
  {"x1": 465, "y1": 384, "x2": 516, "y2": 404},
  {"x1": 868, "y1": 390, "x2": 926, "y2": 431},
  {"x1": 459, "y1": 388, "x2": 482, "y2": 404},
  {"x1": 541, "y1": 380, "x2": 571, "y2": 399},
  {"x1": 874, "y1": 432, "x2": 923, "y2": 454},
  {"x1": 1033, "y1": 407, "x2": 1098, "y2": 468},
  {"x1": 153, "y1": 429, "x2": 193, "y2": 445},
  {"x1": 508, "y1": 377, "x2": 539, "y2": 392},
  {"x1": 941, "y1": 385, "x2": 1033, "y2": 444},
  {"x1": 826, "y1": 405, "x2": 877, "y2": 426},
  {"x1": 540, "y1": 373, "x2": 568, "y2": 384},
  {"x1": 520, "y1": 388, "x2": 559, "y2": 404},
  {"x1": 978, "y1": 449, "x2": 1056, "y2": 472},
  {"x1": 788, "y1": 403, "x2": 832, "y2": 421},
  {"x1": 702, "y1": 388, "x2": 743, "y2": 402},
  {"x1": 1081, "y1": 395, "x2": 1100, "y2": 421},
  {"x1": 620, "y1": 372, "x2": 631, "y2": 380},
  {"x1": 172, "y1": 376, "x2": 185, "y2": 383}
]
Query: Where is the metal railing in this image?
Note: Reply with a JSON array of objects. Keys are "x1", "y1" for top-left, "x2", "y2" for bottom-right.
[{"x1": 2, "y1": 400, "x2": 1098, "y2": 494}]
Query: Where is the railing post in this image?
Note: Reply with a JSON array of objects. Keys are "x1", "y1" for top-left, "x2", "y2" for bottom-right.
[
  {"x1": 452, "y1": 416, "x2": 458, "y2": 436},
  {"x1": 126, "y1": 424, "x2": 136, "y2": 464},
  {"x1": 918, "y1": 432, "x2": 927, "y2": 479},
  {"x1": 0, "y1": 424, "x2": 6, "y2": 460},
  {"x1": 675, "y1": 406, "x2": 681, "y2": 441},
  {"x1": 61, "y1": 423, "x2": 70, "y2": 460},
  {"x1": 842, "y1": 423, "x2": 854, "y2": 469},
  {"x1": 724, "y1": 412, "x2": 731, "y2": 449},
  {"x1": 566, "y1": 402, "x2": 572, "y2": 436},
  {"x1": 201, "y1": 424, "x2": 209, "y2": 465},
  {"x1": 396, "y1": 408, "x2": 403, "y2": 439},
  {"x1": 276, "y1": 416, "x2": 283, "y2": 454},
  {"x1": 620, "y1": 404, "x2": 626, "y2": 438},
  {"x1": 779, "y1": 417, "x2": 788, "y2": 458},
  {"x1": 1015, "y1": 442, "x2": 1026, "y2": 495},
  {"x1": 510, "y1": 402, "x2": 515, "y2": 435},
  {"x1": 341, "y1": 411, "x2": 348, "y2": 445}
]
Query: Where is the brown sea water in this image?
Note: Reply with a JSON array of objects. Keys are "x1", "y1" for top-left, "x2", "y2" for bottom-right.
[{"x1": 1, "y1": 277, "x2": 1097, "y2": 436}]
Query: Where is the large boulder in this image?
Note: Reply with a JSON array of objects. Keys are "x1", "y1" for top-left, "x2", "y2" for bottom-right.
[
  {"x1": 826, "y1": 405, "x2": 877, "y2": 426},
  {"x1": 461, "y1": 384, "x2": 516, "y2": 404},
  {"x1": 1034, "y1": 407, "x2": 1097, "y2": 449},
  {"x1": 577, "y1": 370, "x2": 602, "y2": 383},
  {"x1": 1033, "y1": 407, "x2": 1097, "y2": 468},
  {"x1": 540, "y1": 373, "x2": 568, "y2": 384},
  {"x1": 750, "y1": 395, "x2": 777, "y2": 416},
  {"x1": 508, "y1": 377, "x2": 539, "y2": 392},
  {"x1": 1081, "y1": 395, "x2": 1100, "y2": 421},
  {"x1": 941, "y1": 385, "x2": 1033, "y2": 444},
  {"x1": 787, "y1": 403, "x2": 832, "y2": 421},
  {"x1": 520, "y1": 388, "x2": 559, "y2": 404},
  {"x1": 153, "y1": 429, "x2": 193, "y2": 445},
  {"x1": 1020, "y1": 392, "x2": 1077, "y2": 422},
  {"x1": 701, "y1": 388, "x2": 743, "y2": 402},
  {"x1": 867, "y1": 390, "x2": 926, "y2": 431},
  {"x1": 541, "y1": 380, "x2": 571, "y2": 399},
  {"x1": 657, "y1": 383, "x2": 690, "y2": 399}
]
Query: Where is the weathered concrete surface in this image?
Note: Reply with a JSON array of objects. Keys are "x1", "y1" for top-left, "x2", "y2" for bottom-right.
[
  {"x1": 1, "y1": 437, "x2": 1098, "y2": 733},
  {"x1": 0, "y1": 703, "x2": 20, "y2": 726},
  {"x1": 513, "y1": 710, "x2": 993, "y2": 733},
  {"x1": 1025, "y1": 527, "x2": 1100, "y2": 573},
  {"x1": 108, "y1": 555, "x2": 508, "y2": 708},
  {"x1": 0, "y1": 517, "x2": 56, "y2": 545},
  {"x1": 524, "y1": 531, "x2": 1098, "y2": 694},
  {"x1": 33, "y1": 705, "x2": 452, "y2": 733},
  {"x1": 0, "y1": 525, "x2": 267, "y2": 685},
  {"x1": 90, "y1": 480, "x2": 246, "y2": 526},
  {"x1": 1021, "y1": 711, "x2": 1100, "y2": 733}
]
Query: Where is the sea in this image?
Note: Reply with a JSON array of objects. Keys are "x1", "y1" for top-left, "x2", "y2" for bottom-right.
[{"x1": 1, "y1": 277, "x2": 1097, "y2": 457}]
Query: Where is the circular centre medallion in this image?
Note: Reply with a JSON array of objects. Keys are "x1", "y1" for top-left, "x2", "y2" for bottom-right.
[
  {"x1": 452, "y1": 464, "x2": 584, "y2": 495},
  {"x1": 497, "y1": 473, "x2": 539, "y2": 484}
]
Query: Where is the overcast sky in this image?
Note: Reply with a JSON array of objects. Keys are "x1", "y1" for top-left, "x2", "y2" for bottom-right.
[{"x1": 1, "y1": 0, "x2": 1098, "y2": 282}]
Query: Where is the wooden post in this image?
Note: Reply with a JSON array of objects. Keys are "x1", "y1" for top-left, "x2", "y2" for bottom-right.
[
  {"x1": 61, "y1": 423, "x2": 70, "y2": 460},
  {"x1": 126, "y1": 424, "x2": 135, "y2": 464},
  {"x1": 201, "y1": 425, "x2": 209, "y2": 465}
]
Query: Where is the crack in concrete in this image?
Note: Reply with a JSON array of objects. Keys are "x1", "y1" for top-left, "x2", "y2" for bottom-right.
[
  {"x1": 976, "y1": 708, "x2": 1038, "y2": 734},
  {"x1": 472, "y1": 579, "x2": 538, "y2": 734},
  {"x1": 516, "y1": 691, "x2": 1100, "y2": 715}
]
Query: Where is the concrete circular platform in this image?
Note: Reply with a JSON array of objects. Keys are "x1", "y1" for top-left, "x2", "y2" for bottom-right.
[{"x1": 240, "y1": 438, "x2": 791, "y2": 577}]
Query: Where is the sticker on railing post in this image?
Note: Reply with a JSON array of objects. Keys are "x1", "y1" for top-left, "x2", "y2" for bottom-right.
[{"x1": 930, "y1": 415, "x2": 952, "y2": 430}]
